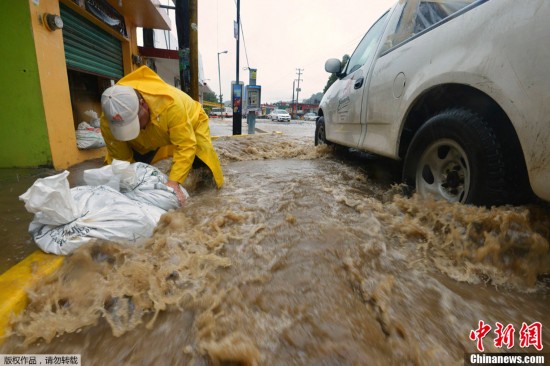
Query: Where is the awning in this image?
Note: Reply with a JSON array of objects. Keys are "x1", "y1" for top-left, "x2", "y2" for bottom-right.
[{"x1": 106, "y1": 0, "x2": 171, "y2": 30}]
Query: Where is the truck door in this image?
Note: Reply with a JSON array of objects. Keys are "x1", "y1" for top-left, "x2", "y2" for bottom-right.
[
  {"x1": 359, "y1": 0, "x2": 477, "y2": 156},
  {"x1": 331, "y1": 11, "x2": 390, "y2": 147}
]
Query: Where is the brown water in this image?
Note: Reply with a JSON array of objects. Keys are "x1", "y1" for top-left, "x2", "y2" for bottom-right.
[
  {"x1": 1, "y1": 134, "x2": 549, "y2": 365},
  {"x1": 0, "y1": 168, "x2": 55, "y2": 274},
  {"x1": 0, "y1": 160, "x2": 104, "y2": 274}
]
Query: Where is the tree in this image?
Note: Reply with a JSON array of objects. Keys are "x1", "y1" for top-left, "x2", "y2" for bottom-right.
[
  {"x1": 303, "y1": 92, "x2": 323, "y2": 104},
  {"x1": 203, "y1": 91, "x2": 219, "y2": 103},
  {"x1": 323, "y1": 73, "x2": 337, "y2": 94},
  {"x1": 202, "y1": 91, "x2": 219, "y2": 115},
  {"x1": 323, "y1": 54, "x2": 350, "y2": 94}
]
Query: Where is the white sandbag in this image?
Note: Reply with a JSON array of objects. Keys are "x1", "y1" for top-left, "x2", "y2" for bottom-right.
[
  {"x1": 20, "y1": 172, "x2": 165, "y2": 255},
  {"x1": 83, "y1": 109, "x2": 101, "y2": 128},
  {"x1": 111, "y1": 159, "x2": 140, "y2": 188},
  {"x1": 19, "y1": 171, "x2": 79, "y2": 226},
  {"x1": 82, "y1": 160, "x2": 134, "y2": 191},
  {"x1": 119, "y1": 162, "x2": 189, "y2": 211},
  {"x1": 84, "y1": 160, "x2": 189, "y2": 211},
  {"x1": 20, "y1": 161, "x2": 190, "y2": 255},
  {"x1": 76, "y1": 122, "x2": 105, "y2": 149}
]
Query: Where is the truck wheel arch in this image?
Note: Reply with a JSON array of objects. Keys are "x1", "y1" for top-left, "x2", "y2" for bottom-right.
[{"x1": 398, "y1": 83, "x2": 533, "y2": 204}]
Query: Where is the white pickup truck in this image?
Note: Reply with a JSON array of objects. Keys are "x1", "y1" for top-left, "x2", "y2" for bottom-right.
[{"x1": 317, "y1": 0, "x2": 550, "y2": 206}]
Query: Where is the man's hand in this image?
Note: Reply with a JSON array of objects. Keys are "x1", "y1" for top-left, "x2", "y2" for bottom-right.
[{"x1": 166, "y1": 180, "x2": 187, "y2": 207}]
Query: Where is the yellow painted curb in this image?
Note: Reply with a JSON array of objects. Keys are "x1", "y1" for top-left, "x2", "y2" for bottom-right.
[{"x1": 0, "y1": 251, "x2": 64, "y2": 342}]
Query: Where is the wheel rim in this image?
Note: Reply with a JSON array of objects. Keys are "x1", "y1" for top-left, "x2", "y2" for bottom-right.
[{"x1": 415, "y1": 139, "x2": 470, "y2": 202}]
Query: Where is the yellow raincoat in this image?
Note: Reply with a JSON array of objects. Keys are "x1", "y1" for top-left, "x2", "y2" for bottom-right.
[{"x1": 100, "y1": 66, "x2": 224, "y2": 188}]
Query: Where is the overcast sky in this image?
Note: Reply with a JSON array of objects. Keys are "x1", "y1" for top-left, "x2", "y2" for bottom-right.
[
  {"x1": 189, "y1": 0, "x2": 396, "y2": 104},
  {"x1": 157, "y1": 1, "x2": 396, "y2": 103}
]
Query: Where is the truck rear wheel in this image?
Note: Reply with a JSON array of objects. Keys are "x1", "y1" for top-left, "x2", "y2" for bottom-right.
[
  {"x1": 403, "y1": 109, "x2": 508, "y2": 206},
  {"x1": 315, "y1": 117, "x2": 328, "y2": 146}
]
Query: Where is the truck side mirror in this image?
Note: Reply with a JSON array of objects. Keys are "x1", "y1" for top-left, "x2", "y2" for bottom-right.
[{"x1": 325, "y1": 58, "x2": 342, "y2": 74}]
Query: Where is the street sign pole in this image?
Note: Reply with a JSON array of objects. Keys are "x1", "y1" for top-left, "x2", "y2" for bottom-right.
[
  {"x1": 232, "y1": 0, "x2": 242, "y2": 135},
  {"x1": 247, "y1": 68, "x2": 257, "y2": 134}
]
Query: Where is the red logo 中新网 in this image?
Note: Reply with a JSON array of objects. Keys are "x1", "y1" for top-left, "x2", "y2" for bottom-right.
[{"x1": 469, "y1": 321, "x2": 543, "y2": 352}]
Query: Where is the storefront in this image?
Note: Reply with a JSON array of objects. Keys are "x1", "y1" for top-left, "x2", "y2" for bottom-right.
[{"x1": 0, "y1": 0, "x2": 170, "y2": 170}]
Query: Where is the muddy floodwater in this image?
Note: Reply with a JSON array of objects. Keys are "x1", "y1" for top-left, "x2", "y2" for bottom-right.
[
  {"x1": 0, "y1": 168, "x2": 55, "y2": 274},
  {"x1": 1, "y1": 132, "x2": 549, "y2": 365}
]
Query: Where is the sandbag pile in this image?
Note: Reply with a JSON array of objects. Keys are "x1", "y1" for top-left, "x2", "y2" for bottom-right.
[{"x1": 19, "y1": 160, "x2": 188, "y2": 255}]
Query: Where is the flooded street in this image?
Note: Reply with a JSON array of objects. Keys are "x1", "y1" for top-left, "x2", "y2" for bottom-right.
[{"x1": 1, "y1": 124, "x2": 549, "y2": 365}]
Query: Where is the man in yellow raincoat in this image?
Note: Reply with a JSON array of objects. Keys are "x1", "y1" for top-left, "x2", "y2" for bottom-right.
[{"x1": 100, "y1": 66, "x2": 224, "y2": 206}]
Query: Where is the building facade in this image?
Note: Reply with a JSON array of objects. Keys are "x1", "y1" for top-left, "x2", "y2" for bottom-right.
[{"x1": 0, "y1": 0, "x2": 170, "y2": 169}]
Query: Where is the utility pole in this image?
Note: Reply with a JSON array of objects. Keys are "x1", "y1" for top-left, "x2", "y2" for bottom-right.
[
  {"x1": 232, "y1": 0, "x2": 242, "y2": 135},
  {"x1": 175, "y1": 0, "x2": 199, "y2": 101},
  {"x1": 295, "y1": 68, "x2": 303, "y2": 117},
  {"x1": 292, "y1": 79, "x2": 296, "y2": 117},
  {"x1": 189, "y1": 0, "x2": 198, "y2": 101},
  {"x1": 175, "y1": 0, "x2": 189, "y2": 94}
]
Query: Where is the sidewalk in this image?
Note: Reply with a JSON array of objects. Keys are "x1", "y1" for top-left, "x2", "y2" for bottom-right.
[{"x1": 208, "y1": 117, "x2": 267, "y2": 137}]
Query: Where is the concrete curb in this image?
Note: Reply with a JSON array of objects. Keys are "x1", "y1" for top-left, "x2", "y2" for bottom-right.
[{"x1": 0, "y1": 250, "x2": 64, "y2": 342}]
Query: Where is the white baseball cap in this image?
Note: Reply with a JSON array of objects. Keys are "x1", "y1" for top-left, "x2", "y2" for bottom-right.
[{"x1": 101, "y1": 85, "x2": 140, "y2": 141}]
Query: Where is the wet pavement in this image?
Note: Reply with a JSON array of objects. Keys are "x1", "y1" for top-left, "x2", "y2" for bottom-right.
[
  {"x1": 0, "y1": 160, "x2": 104, "y2": 274},
  {"x1": 0, "y1": 168, "x2": 53, "y2": 274},
  {"x1": 1, "y1": 119, "x2": 549, "y2": 365}
]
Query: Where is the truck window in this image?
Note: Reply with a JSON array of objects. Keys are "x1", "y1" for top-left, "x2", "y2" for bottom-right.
[
  {"x1": 345, "y1": 12, "x2": 390, "y2": 75},
  {"x1": 381, "y1": 0, "x2": 476, "y2": 52},
  {"x1": 415, "y1": 0, "x2": 474, "y2": 33}
]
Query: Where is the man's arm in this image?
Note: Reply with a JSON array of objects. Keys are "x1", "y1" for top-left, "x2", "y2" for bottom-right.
[
  {"x1": 166, "y1": 180, "x2": 187, "y2": 206},
  {"x1": 164, "y1": 104, "x2": 198, "y2": 184}
]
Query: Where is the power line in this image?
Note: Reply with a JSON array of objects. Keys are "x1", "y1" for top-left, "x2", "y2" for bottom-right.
[{"x1": 240, "y1": 18, "x2": 250, "y2": 69}]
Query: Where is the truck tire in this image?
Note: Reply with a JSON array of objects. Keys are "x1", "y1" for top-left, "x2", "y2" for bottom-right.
[
  {"x1": 315, "y1": 116, "x2": 329, "y2": 146},
  {"x1": 402, "y1": 109, "x2": 508, "y2": 206}
]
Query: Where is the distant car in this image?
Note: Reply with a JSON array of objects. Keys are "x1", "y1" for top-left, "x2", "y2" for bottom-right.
[
  {"x1": 210, "y1": 107, "x2": 232, "y2": 118},
  {"x1": 318, "y1": 0, "x2": 550, "y2": 206},
  {"x1": 270, "y1": 109, "x2": 291, "y2": 122},
  {"x1": 303, "y1": 113, "x2": 318, "y2": 121}
]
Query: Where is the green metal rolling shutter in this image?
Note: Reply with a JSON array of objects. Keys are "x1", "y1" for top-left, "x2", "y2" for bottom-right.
[{"x1": 60, "y1": 4, "x2": 123, "y2": 79}]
